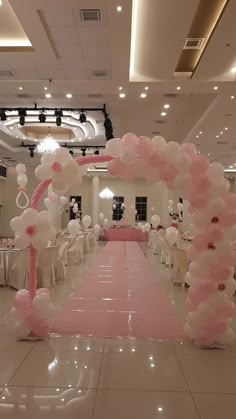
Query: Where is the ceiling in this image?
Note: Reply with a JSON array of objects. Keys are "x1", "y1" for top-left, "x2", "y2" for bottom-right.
[{"x1": 0, "y1": 0, "x2": 236, "y2": 173}]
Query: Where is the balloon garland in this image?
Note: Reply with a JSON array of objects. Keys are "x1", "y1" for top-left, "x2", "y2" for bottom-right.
[{"x1": 7, "y1": 135, "x2": 236, "y2": 347}]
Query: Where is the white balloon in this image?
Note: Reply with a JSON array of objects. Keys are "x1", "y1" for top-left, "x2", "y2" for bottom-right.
[
  {"x1": 120, "y1": 149, "x2": 136, "y2": 165},
  {"x1": 44, "y1": 198, "x2": 50, "y2": 209},
  {"x1": 14, "y1": 234, "x2": 30, "y2": 249},
  {"x1": 151, "y1": 214, "x2": 160, "y2": 228},
  {"x1": 17, "y1": 174, "x2": 28, "y2": 187},
  {"x1": 151, "y1": 136, "x2": 167, "y2": 152},
  {"x1": 22, "y1": 208, "x2": 38, "y2": 226},
  {"x1": 144, "y1": 223, "x2": 151, "y2": 232},
  {"x1": 94, "y1": 224, "x2": 101, "y2": 232},
  {"x1": 16, "y1": 163, "x2": 26, "y2": 175},
  {"x1": 68, "y1": 220, "x2": 80, "y2": 237},
  {"x1": 31, "y1": 233, "x2": 48, "y2": 251},
  {"x1": 59, "y1": 196, "x2": 68, "y2": 206},
  {"x1": 83, "y1": 215, "x2": 92, "y2": 229},
  {"x1": 168, "y1": 200, "x2": 174, "y2": 207},
  {"x1": 106, "y1": 138, "x2": 123, "y2": 157},
  {"x1": 99, "y1": 212, "x2": 105, "y2": 221},
  {"x1": 165, "y1": 227, "x2": 179, "y2": 245},
  {"x1": 141, "y1": 225, "x2": 146, "y2": 233},
  {"x1": 177, "y1": 203, "x2": 183, "y2": 212},
  {"x1": 10, "y1": 216, "x2": 24, "y2": 233},
  {"x1": 137, "y1": 222, "x2": 142, "y2": 230},
  {"x1": 103, "y1": 218, "x2": 109, "y2": 229}
]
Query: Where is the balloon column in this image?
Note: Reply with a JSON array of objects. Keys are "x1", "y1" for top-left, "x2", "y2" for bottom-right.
[{"x1": 8, "y1": 136, "x2": 236, "y2": 347}]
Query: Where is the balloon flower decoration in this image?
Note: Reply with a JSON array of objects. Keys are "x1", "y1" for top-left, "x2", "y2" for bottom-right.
[{"x1": 8, "y1": 135, "x2": 236, "y2": 347}]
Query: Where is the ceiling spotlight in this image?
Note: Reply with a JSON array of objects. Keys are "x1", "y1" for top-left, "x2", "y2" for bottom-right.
[
  {"x1": 69, "y1": 150, "x2": 74, "y2": 156},
  {"x1": 81, "y1": 147, "x2": 86, "y2": 157},
  {"x1": 66, "y1": 93, "x2": 72, "y2": 99},
  {"x1": 29, "y1": 146, "x2": 35, "y2": 158},
  {"x1": 94, "y1": 149, "x2": 99, "y2": 155},
  {"x1": 0, "y1": 109, "x2": 7, "y2": 121},
  {"x1": 216, "y1": 135, "x2": 219, "y2": 138},
  {"x1": 140, "y1": 93, "x2": 147, "y2": 98},
  {"x1": 220, "y1": 131, "x2": 223, "y2": 134},
  {"x1": 79, "y1": 112, "x2": 86, "y2": 124},
  {"x1": 19, "y1": 86, "x2": 23, "y2": 90},
  {"x1": 161, "y1": 112, "x2": 167, "y2": 116},
  {"x1": 196, "y1": 135, "x2": 199, "y2": 138},
  {"x1": 119, "y1": 93, "x2": 126, "y2": 98},
  {"x1": 199, "y1": 131, "x2": 202, "y2": 134},
  {"x1": 144, "y1": 86, "x2": 149, "y2": 90},
  {"x1": 39, "y1": 112, "x2": 46, "y2": 123},
  {"x1": 231, "y1": 95, "x2": 235, "y2": 99},
  {"x1": 44, "y1": 87, "x2": 48, "y2": 90},
  {"x1": 164, "y1": 104, "x2": 170, "y2": 109},
  {"x1": 208, "y1": 153, "x2": 210, "y2": 156},
  {"x1": 117, "y1": 5, "x2": 122, "y2": 12},
  {"x1": 225, "y1": 127, "x2": 228, "y2": 130},
  {"x1": 230, "y1": 165, "x2": 233, "y2": 168},
  {"x1": 176, "y1": 86, "x2": 181, "y2": 90},
  {"x1": 45, "y1": 93, "x2": 52, "y2": 98},
  {"x1": 214, "y1": 86, "x2": 218, "y2": 90},
  {"x1": 231, "y1": 66, "x2": 236, "y2": 73},
  {"x1": 118, "y1": 86, "x2": 123, "y2": 90},
  {"x1": 55, "y1": 109, "x2": 63, "y2": 126},
  {"x1": 19, "y1": 108, "x2": 27, "y2": 126}
]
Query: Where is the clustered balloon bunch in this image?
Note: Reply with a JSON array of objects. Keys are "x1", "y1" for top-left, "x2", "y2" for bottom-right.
[
  {"x1": 99, "y1": 212, "x2": 109, "y2": 229},
  {"x1": 44, "y1": 191, "x2": 68, "y2": 214},
  {"x1": 69, "y1": 198, "x2": 80, "y2": 215},
  {"x1": 7, "y1": 288, "x2": 56, "y2": 338},
  {"x1": 137, "y1": 222, "x2": 151, "y2": 233},
  {"x1": 106, "y1": 133, "x2": 236, "y2": 347},
  {"x1": 67, "y1": 214, "x2": 92, "y2": 236}
]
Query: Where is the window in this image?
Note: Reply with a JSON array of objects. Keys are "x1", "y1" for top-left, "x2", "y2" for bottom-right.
[
  {"x1": 112, "y1": 196, "x2": 124, "y2": 221},
  {"x1": 135, "y1": 196, "x2": 147, "y2": 221},
  {"x1": 69, "y1": 196, "x2": 82, "y2": 220}
]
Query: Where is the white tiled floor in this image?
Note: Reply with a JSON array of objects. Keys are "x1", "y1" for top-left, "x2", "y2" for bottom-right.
[{"x1": 0, "y1": 243, "x2": 235, "y2": 418}]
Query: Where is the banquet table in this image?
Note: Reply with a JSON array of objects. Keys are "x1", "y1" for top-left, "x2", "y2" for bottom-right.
[{"x1": 105, "y1": 227, "x2": 148, "y2": 241}]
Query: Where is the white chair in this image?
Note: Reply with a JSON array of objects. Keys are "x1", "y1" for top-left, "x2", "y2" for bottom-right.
[
  {"x1": 172, "y1": 247, "x2": 189, "y2": 286},
  {"x1": 8, "y1": 249, "x2": 29, "y2": 290},
  {"x1": 0, "y1": 252, "x2": 4, "y2": 286},
  {"x1": 56, "y1": 241, "x2": 69, "y2": 281},
  {"x1": 37, "y1": 246, "x2": 60, "y2": 288},
  {"x1": 67, "y1": 235, "x2": 84, "y2": 265}
]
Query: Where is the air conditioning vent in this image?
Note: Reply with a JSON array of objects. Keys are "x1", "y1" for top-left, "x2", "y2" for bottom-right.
[
  {"x1": 183, "y1": 38, "x2": 205, "y2": 49},
  {"x1": 217, "y1": 141, "x2": 228, "y2": 145},
  {"x1": 164, "y1": 93, "x2": 177, "y2": 98},
  {"x1": 88, "y1": 93, "x2": 102, "y2": 98},
  {"x1": 80, "y1": 9, "x2": 101, "y2": 22},
  {"x1": 90, "y1": 70, "x2": 108, "y2": 78},
  {"x1": 0, "y1": 70, "x2": 14, "y2": 79},
  {"x1": 16, "y1": 94, "x2": 33, "y2": 99},
  {"x1": 155, "y1": 120, "x2": 166, "y2": 124},
  {"x1": 152, "y1": 131, "x2": 160, "y2": 135}
]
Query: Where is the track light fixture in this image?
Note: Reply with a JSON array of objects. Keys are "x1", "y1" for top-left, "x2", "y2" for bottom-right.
[
  {"x1": 39, "y1": 112, "x2": 46, "y2": 123},
  {"x1": 69, "y1": 150, "x2": 74, "y2": 156},
  {"x1": 19, "y1": 108, "x2": 27, "y2": 126},
  {"x1": 79, "y1": 111, "x2": 86, "y2": 124},
  {"x1": 55, "y1": 109, "x2": 63, "y2": 127},
  {"x1": 94, "y1": 148, "x2": 99, "y2": 155},
  {"x1": 81, "y1": 147, "x2": 86, "y2": 156},
  {"x1": 104, "y1": 114, "x2": 114, "y2": 141},
  {"x1": 29, "y1": 145, "x2": 35, "y2": 158},
  {"x1": 0, "y1": 109, "x2": 6, "y2": 121}
]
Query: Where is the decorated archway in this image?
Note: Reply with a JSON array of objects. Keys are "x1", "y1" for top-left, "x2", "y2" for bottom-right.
[{"x1": 9, "y1": 133, "x2": 236, "y2": 347}]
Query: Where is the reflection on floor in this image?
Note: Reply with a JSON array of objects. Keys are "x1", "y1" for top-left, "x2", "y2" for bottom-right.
[{"x1": 0, "y1": 242, "x2": 235, "y2": 418}]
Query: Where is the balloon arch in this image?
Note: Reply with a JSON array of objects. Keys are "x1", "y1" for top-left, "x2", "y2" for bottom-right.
[{"x1": 9, "y1": 133, "x2": 236, "y2": 348}]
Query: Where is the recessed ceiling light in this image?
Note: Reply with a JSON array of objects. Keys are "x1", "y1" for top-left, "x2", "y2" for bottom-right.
[
  {"x1": 230, "y1": 165, "x2": 233, "y2": 168},
  {"x1": 231, "y1": 95, "x2": 235, "y2": 99},
  {"x1": 163, "y1": 104, "x2": 170, "y2": 109},
  {"x1": 176, "y1": 86, "x2": 181, "y2": 90},
  {"x1": 216, "y1": 135, "x2": 219, "y2": 138},
  {"x1": 119, "y1": 93, "x2": 126, "y2": 98},
  {"x1": 231, "y1": 66, "x2": 236, "y2": 73},
  {"x1": 196, "y1": 135, "x2": 199, "y2": 138},
  {"x1": 66, "y1": 93, "x2": 72, "y2": 98},
  {"x1": 158, "y1": 407, "x2": 163, "y2": 412},
  {"x1": 44, "y1": 87, "x2": 48, "y2": 90},
  {"x1": 45, "y1": 93, "x2": 52, "y2": 98},
  {"x1": 140, "y1": 93, "x2": 147, "y2": 98},
  {"x1": 161, "y1": 112, "x2": 167, "y2": 116},
  {"x1": 19, "y1": 86, "x2": 23, "y2": 90},
  {"x1": 144, "y1": 86, "x2": 149, "y2": 90},
  {"x1": 225, "y1": 127, "x2": 228, "y2": 130},
  {"x1": 199, "y1": 131, "x2": 202, "y2": 134},
  {"x1": 214, "y1": 86, "x2": 218, "y2": 90},
  {"x1": 118, "y1": 86, "x2": 123, "y2": 90},
  {"x1": 220, "y1": 131, "x2": 223, "y2": 134},
  {"x1": 117, "y1": 5, "x2": 122, "y2": 12},
  {"x1": 208, "y1": 153, "x2": 210, "y2": 156}
]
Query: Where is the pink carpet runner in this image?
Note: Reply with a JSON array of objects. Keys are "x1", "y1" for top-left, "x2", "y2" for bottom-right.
[{"x1": 51, "y1": 242, "x2": 184, "y2": 339}]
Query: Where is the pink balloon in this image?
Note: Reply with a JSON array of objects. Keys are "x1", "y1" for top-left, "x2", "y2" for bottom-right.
[
  {"x1": 190, "y1": 155, "x2": 209, "y2": 176},
  {"x1": 122, "y1": 133, "x2": 138, "y2": 150},
  {"x1": 32, "y1": 318, "x2": 49, "y2": 337},
  {"x1": 149, "y1": 151, "x2": 166, "y2": 167},
  {"x1": 135, "y1": 136, "x2": 153, "y2": 160},
  {"x1": 145, "y1": 168, "x2": 160, "y2": 183},
  {"x1": 219, "y1": 211, "x2": 236, "y2": 228},
  {"x1": 14, "y1": 290, "x2": 31, "y2": 313},
  {"x1": 121, "y1": 165, "x2": 136, "y2": 181},
  {"x1": 158, "y1": 162, "x2": 177, "y2": 183},
  {"x1": 224, "y1": 193, "x2": 236, "y2": 210},
  {"x1": 193, "y1": 176, "x2": 210, "y2": 195},
  {"x1": 36, "y1": 288, "x2": 49, "y2": 296},
  {"x1": 186, "y1": 245, "x2": 199, "y2": 261},
  {"x1": 189, "y1": 193, "x2": 209, "y2": 209},
  {"x1": 192, "y1": 235, "x2": 208, "y2": 252},
  {"x1": 209, "y1": 264, "x2": 231, "y2": 282},
  {"x1": 108, "y1": 158, "x2": 124, "y2": 175},
  {"x1": 181, "y1": 143, "x2": 197, "y2": 158}
]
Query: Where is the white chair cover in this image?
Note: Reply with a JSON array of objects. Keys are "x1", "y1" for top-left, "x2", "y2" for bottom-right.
[
  {"x1": 8, "y1": 249, "x2": 29, "y2": 290},
  {"x1": 157, "y1": 236, "x2": 173, "y2": 266},
  {"x1": 37, "y1": 245, "x2": 60, "y2": 288},
  {"x1": 56, "y1": 241, "x2": 69, "y2": 281},
  {"x1": 0, "y1": 252, "x2": 5, "y2": 286},
  {"x1": 172, "y1": 247, "x2": 189, "y2": 286},
  {"x1": 67, "y1": 235, "x2": 84, "y2": 265}
]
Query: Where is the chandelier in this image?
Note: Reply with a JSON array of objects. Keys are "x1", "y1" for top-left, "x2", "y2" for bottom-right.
[
  {"x1": 37, "y1": 133, "x2": 59, "y2": 154},
  {"x1": 99, "y1": 187, "x2": 114, "y2": 199}
]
